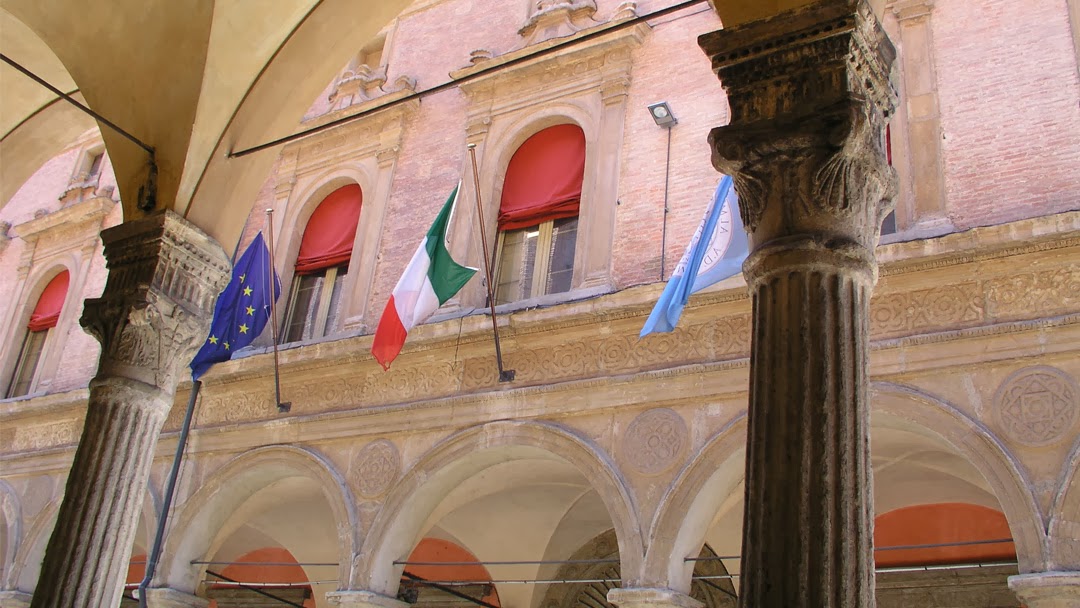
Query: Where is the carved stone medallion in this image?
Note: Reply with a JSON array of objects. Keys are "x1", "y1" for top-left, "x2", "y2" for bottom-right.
[
  {"x1": 995, "y1": 366, "x2": 1079, "y2": 447},
  {"x1": 622, "y1": 408, "x2": 688, "y2": 475},
  {"x1": 353, "y1": 439, "x2": 401, "y2": 497}
]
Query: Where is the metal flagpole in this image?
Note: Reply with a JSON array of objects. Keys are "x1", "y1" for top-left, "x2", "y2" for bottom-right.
[
  {"x1": 467, "y1": 144, "x2": 514, "y2": 383},
  {"x1": 137, "y1": 380, "x2": 202, "y2": 608},
  {"x1": 265, "y1": 209, "x2": 292, "y2": 413}
]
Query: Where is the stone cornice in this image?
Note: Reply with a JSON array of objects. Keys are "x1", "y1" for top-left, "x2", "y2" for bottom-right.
[{"x1": 12, "y1": 196, "x2": 114, "y2": 243}]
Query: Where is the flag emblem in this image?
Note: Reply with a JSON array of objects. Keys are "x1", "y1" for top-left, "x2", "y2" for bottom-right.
[{"x1": 190, "y1": 232, "x2": 281, "y2": 380}]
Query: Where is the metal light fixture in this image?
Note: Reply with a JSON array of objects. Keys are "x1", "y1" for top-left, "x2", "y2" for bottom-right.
[{"x1": 647, "y1": 101, "x2": 677, "y2": 128}]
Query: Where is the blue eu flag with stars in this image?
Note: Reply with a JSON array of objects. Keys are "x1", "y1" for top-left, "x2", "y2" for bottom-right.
[{"x1": 190, "y1": 232, "x2": 281, "y2": 380}]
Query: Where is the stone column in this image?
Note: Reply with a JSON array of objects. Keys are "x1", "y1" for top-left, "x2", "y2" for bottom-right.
[
  {"x1": 30, "y1": 213, "x2": 229, "y2": 608},
  {"x1": 1008, "y1": 572, "x2": 1080, "y2": 608},
  {"x1": 608, "y1": 588, "x2": 702, "y2": 608},
  {"x1": 326, "y1": 590, "x2": 410, "y2": 608},
  {"x1": 699, "y1": 1, "x2": 896, "y2": 607}
]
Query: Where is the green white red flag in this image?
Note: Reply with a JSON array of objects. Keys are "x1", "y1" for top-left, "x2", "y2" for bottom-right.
[{"x1": 371, "y1": 183, "x2": 477, "y2": 370}]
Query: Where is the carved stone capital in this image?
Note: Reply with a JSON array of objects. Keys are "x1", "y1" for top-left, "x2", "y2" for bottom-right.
[
  {"x1": 608, "y1": 588, "x2": 703, "y2": 608},
  {"x1": 1008, "y1": 572, "x2": 1080, "y2": 608},
  {"x1": 700, "y1": 0, "x2": 897, "y2": 250},
  {"x1": 0, "y1": 591, "x2": 31, "y2": 608},
  {"x1": 326, "y1": 590, "x2": 409, "y2": 608},
  {"x1": 144, "y1": 588, "x2": 210, "y2": 608},
  {"x1": 80, "y1": 211, "x2": 230, "y2": 390}
]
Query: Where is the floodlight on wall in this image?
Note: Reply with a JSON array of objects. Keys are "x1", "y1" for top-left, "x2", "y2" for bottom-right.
[{"x1": 647, "y1": 101, "x2": 677, "y2": 128}]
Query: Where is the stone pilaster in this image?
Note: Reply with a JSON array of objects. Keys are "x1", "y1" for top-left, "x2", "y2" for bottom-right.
[
  {"x1": 143, "y1": 588, "x2": 210, "y2": 608},
  {"x1": 1008, "y1": 572, "x2": 1080, "y2": 608},
  {"x1": 699, "y1": 1, "x2": 897, "y2": 607},
  {"x1": 608, "y1": 588, "x2": 703, "y2": 608},
  {"x1": 326, "y1": 590, "x2": 410, "y2": 608},
  {"x1": 30, "y1": 212, "x2": 229, "y2": 608}
]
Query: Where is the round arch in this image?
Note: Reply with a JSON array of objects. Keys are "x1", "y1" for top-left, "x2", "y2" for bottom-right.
[
  {"x1": 1048, "y1": 436, "x2": 1080, "y2": 569},
  {"x1": 651, "y1": 382, "x2": 1050, "y2": 592},
  {"x1": 645, "y1": 414, "x2": 747, "y2": 591},
  {"x1": 160, "y1": 444, "x2": 357, "y2": 592},
  {"x1": 0, "y1": 480, "x2": 22, "y2": 590},
  {"x1": 9, "y1": 498, "x2": 57, "y2": 593},
  {"x1": 871, "y1": 382, "x2": 1047, "y2": 571},
  {"x1": 479, "y1": 102, "x2": 598, "y2": 221},
  {"x1": 273, "y1": 169, "x2": 369, "y2": 295},
  {"x1": 355, "y1": 420, "x2": 642, "y2": 596}
]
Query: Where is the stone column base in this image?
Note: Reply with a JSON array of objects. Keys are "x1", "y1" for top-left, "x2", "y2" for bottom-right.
[
  {"x1": 326, "y1": 590, "x2": 410, "y2": 608},
  {"x1": 0, "y1": 591, "x2": 32, "y2": 608},
  {"x1": 143, "y1": 588, "x2": 210, "y2": 608},
  {"x1": 1008, "y1": 572, "x2": 1080, "y2": 608},
  {"x1": 607, "y1": 588, "x2": 703, "y2": 608}
]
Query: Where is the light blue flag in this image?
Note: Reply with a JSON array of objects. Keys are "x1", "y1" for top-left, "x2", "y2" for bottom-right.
[{"x1": 640, "y1": 175, "x2": 748, "y2": 337}]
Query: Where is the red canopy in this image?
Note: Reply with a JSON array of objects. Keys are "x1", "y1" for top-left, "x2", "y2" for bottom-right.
[
  {"x1": 498, "y1": 124, "x2": 585, "y2": 231},
  {"x1": 294, "y1": 184, "x2": 363, "y2": 274},
  {"x1": 28, "y1": 271, "x2": 69, "y2": 331}
]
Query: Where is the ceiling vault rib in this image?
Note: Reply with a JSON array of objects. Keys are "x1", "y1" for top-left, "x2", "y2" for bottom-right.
[
  {"x1": 0, "y1": 87, "x2": 78, "y2": 142},
  {"x1": 0, "y1": 52, "x2": 154, "y2": 155}
]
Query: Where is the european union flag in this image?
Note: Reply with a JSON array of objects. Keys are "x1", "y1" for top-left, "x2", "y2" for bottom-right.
[
  {"x1": 190, "y1": 232, "x2": 281, "y2": 380},
  {"x1": 640, "y1": 175, "x2": 749, "y2": 337}
]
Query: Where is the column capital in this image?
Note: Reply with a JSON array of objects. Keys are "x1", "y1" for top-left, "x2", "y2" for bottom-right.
[
  {"x1": 699, "y1": 0, "x2": 898, "y2": 251},
  {"x1": 887, "y1": 0, "x2": 934, "y2": 22},
  {"x1": 1008, "y1": 572, "x2": 1080, "y2": 608},
  {"x1": 81, "y1": 211, "x2": 230, "y2": 391},
  {"x1": 0, "y1": 591, "x2": 32, "y2": 608},
  {"x1": 607, "y1": 588, "x2": 703, "y2": 608},
  {"x1": 143, "y1": 588, "x2": 210, "y2": 608},
  {"x1": 326, "y1": 590, "x2": 410, "y2": 608}
]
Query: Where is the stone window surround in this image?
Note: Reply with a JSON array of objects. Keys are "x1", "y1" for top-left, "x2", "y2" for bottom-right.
[
  {"x1": 447, "y1": 22, "x2": 647, "y2": 313},
  {"x1": 0, "y1": 197, "x2": 114, "y2": 399},
  {"x1": 268, "y1": 102, "x2": 416, "y2": 338},
  {"x1": 880, "y1": 0, "x2": 954, "y2": 244}
]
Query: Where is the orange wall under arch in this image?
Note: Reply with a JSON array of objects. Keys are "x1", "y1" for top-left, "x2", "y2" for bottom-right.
[
  {"x1": 405, "y1": 537, "x2": 501, "y2": 607},
  {"x1": 874, "y1": 503, "x2": 1016, "y2": 567}
]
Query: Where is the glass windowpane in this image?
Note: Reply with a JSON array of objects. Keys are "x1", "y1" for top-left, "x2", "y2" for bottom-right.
[
  {"x1": 323, "y1": 266, "x2": 348, "y2": 337},
  {"x1": 284, "y1": 274, "x2": 323, "y2": 343},
  {"x1": 7, "y1": 330, "x2": 48, "y2": 398},
  {"x1": 495, "y1": 228, "x2": 538, "y2": 305},
  {"x1": 545, "y1": 217, "x2": 577, "y2": 295}
]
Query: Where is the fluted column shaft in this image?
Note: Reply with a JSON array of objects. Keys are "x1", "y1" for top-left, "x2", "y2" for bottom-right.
[
  {"x1": 31, "y1": 213, "x2": 229, "y2": 608},
  {"x1": 700, "y1": 1, "x2": 897, "y2": 606}
]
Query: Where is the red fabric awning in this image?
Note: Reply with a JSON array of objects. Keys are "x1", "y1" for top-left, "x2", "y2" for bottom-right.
[
  {"x1": 294, "y1": 184, "x2": 362, "y2": 274},
  {"x1": 498, "y1": 124, "x2": 585, "y2": 231},
  {"x1": 28, "y1": 271, "x2": 69, "y2": 331}
]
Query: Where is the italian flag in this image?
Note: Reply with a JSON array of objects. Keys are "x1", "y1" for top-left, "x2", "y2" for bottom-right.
[{"x1": 372, "y1": 183, "x2": 477, "y2": 370}]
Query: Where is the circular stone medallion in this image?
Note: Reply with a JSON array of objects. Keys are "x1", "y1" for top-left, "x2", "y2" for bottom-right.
[
  {"x1": 995, "y1": 366, "x2": 1079, "y2": 447},
  {"x1": 623, "y1": 408, "x2": 689, "y2": 475},
  {"x1": 354, "y1": 439, "x2": 401, "y2": 497}
]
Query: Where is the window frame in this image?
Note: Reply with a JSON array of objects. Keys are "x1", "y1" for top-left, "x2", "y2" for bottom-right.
[
  {"x1": 280, "y1": 264, "x2": 348, "y2": 344},
  {"x1": 6, "y1": 328, "x2": 49, "y2": 399},
  {"x1": 493, "y1": 216, "x2": 578, "y2": 305}
]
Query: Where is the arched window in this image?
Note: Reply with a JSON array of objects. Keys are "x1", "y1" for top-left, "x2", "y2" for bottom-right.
[
  {"x1": 8, "y1": 271, "x2": 68, "y2": 398},
  {"x1": 493, "y1": 124, "x2": 585, "y2": 304},
  {"x1": 282, "y1": 184, "x2": 361, "y2": 343}
]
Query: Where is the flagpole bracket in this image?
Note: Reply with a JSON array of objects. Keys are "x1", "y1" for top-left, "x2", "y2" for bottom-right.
[
  {"x1": 499, "y1": 369, "x2": 516, "y2": 383},
  {"x1": 277, "y1": 401, "x2": 292, "y2": 413}
]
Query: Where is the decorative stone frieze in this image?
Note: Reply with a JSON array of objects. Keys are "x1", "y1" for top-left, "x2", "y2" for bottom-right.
[
  {"x1": 608, "y1": 588, "x2": 703, "y2": 608},
  {"x1": 995, "y1": 366, "x2": 1079, "y2": 447},
  {"x1": 30, "y1": 212, "x2": 228, "y2": 608},
  {"x1": 700, "y1": 0, "x2": 897, "y2": 605}
]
